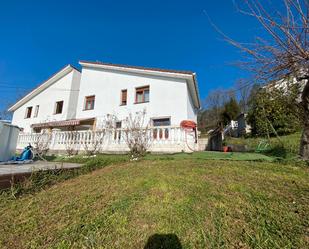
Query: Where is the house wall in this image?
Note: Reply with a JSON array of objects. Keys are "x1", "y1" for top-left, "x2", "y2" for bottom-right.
[
  {"x1": 75, "y1": 67, "x2": 194, "y2": 127},
  {"x1": 11, "y1": 70, "x2": 81, "y2": 132},
  {"x1": 66, "y1": 70, "x2": 82, "y2": 119},
  {"x1": 187, "y1": 85, "x2": 197, "y2": 122}
]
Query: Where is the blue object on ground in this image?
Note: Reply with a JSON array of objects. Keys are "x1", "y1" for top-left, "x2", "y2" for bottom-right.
[
  {"x1": 11, "y1": 145, "x2": 33, "y2": 161},
  {"x1": 0, "y1": 145, "x2": 34, "y2": 165}
]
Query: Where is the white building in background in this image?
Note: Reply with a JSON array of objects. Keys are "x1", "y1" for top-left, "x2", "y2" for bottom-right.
[{"x1": 8, "y1": 61, "x2": 201, "y2": 153}]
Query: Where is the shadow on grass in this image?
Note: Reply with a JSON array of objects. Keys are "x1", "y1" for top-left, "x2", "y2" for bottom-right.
[
  {"x1": 264, "y1": 145, "x2": 287, "y2": 158},
  {"x1": 262, "y1": 145, "x2": 297, "y2": 161},
  {"x1": 144, "y1": 234, "x2": 182, "y2": 249}
]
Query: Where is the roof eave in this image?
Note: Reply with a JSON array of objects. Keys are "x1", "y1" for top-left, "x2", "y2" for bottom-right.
[
  {"x1": 192, "y1": 73, "x2": 201, "y2": 109},
  {"x1": 79, "y1": 61, "x2": 194, "y2": 79}
]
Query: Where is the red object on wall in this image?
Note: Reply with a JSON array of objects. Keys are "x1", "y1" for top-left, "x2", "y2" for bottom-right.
[
  {"x1": 180, "y1": 120, "x2": 198, "y2": 144},
  {"x1": 180, "y1": 120, "x2": 197, "y2": 130}
]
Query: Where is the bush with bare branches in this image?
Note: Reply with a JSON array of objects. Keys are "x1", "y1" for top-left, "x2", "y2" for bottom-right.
[
  {"x1": 82, "y1": 114, "x2": 118, "y2": 155},
  {"x1": 32, "y1": 129, "x2": 52, "y2": 159},
  {"x1": 83, "y1": 130, "x2": 106, "y2": 156},
  {"x1": 65, "y1": 129, "x2": 78, "y2": 156},
  {"x1": 123, "y1": 109, "x2": 152, "y2": 158}
]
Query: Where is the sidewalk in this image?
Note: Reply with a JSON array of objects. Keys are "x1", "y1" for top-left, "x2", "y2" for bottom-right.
[{"x1": 0, "y1": 161, "x2": 81, "y2": 189}]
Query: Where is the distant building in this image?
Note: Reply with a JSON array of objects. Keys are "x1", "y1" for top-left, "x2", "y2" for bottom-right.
[{"x1": 236, "y1": 113, "x2": 251, "y2": 137}]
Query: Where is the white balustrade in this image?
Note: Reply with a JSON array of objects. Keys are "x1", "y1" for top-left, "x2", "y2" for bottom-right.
[{"x1": 16, "y1": 126, "x2": 197, "y2": 153}]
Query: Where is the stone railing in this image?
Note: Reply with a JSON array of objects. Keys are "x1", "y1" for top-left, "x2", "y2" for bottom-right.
[{"x1": 16, "y1": 126, "x2": 198, "y2": 153}]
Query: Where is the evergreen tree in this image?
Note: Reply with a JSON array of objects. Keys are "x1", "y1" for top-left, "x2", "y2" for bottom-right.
[
  {"x1": 247, "y1": 83, "x2": 302, "y2": 136},
  {"x1": 220, "y1": 98, "x2": 241, "y2": 125}
]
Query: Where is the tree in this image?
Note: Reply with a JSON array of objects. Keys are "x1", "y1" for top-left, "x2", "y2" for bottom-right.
[
  {"x1": 82, "y1": 114, "x2": 117, "y2": 155},
  {"x1": 235, "y1": 79, "x2": 253, "y2": 113},
  {"x1": 200, "y1": 89, "x2": 230, "y2": 131},
  {"x1": 247, "y1": 83, "x2": 261, "y2": 106},
  {"x1": 0, "y1": 101, "x2": 12, "y2": 120},
  {"x1": 123, "y1": 109, "x2": 151, "y2": 158},
  {"x1": 65, "y1": 128, "x2": 78, "y2": 156},
  {"x1": 217, "y1": 0, "x2": 309, "y2": 159},
  {"x1": 247, "y1": 83, "x2": 302, "y2": 136},
  {"x1": 220, "y1": 97, "x2": 241, "y2": 125},
  {"x1": 32, "y1": 129, "x2": 52, "y2": 159},
  {"x1": 1, "y1": 89, "x2": 28, "y2": 121}
]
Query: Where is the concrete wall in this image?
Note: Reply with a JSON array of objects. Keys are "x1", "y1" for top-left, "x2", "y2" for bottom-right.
[
  {"x1": 11, "y1": 70, "x2": 81, "y2": 132},
  {"x1": 76, "y1": 67, "x2": 196, "y2": 126}
]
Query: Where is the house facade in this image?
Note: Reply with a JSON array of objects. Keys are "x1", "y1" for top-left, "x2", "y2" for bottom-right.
[
  {"x1": 9, "y1": 61, "x2": 201, "y2": 153},
  {"x1": 9, "y1": 65, "x2": 82, "y2": 132}
]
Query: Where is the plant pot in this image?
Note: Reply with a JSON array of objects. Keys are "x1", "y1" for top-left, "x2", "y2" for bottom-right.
[{"x1": 223, "y1": 146, "x2": 229, "y2": 152}]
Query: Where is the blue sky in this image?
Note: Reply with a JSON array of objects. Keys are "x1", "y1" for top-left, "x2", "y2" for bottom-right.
[{"x1": 0, "y1": 0, "x2": 270, "y2": 110}]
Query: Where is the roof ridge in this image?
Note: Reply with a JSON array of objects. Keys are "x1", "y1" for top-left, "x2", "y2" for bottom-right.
[
  {"x1": 79, "y1": 60, "x2": 195, "y2": 75},
  {"x1": 69, "y1": 64, "x2": 81, "y2": 72}
]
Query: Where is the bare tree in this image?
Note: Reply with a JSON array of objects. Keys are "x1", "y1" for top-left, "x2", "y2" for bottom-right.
[
  {"x1": 123, "y1": 109, "x2": 152, "y2": 158},
  {"x1": 0, "y1": 100, "x2": 13, "y2": 120},
  {"x1": 0, "y1": 108, "x2": 11, "y2": 120},
  {"x1": 2, "y1": 88, "x2": 29, "y2": 120},
  {"x1": 82, "y1": 114, "x2": 117, "y2": 155},
  {"x1": 214, "y1": 0, "x2": 309, "y2": 159},
  {"x1": 32, "y1": 129, "x2": 52, "y2": 159},
  {"x1": 204, "y1": 89, "x2": 230, "y2": 128},
  {"x1": 65, "y1": 128, "x2": 78, "y2": 156},
  {"x1": 235, "y1": 79, "x2": 252, "y2": 113},
  {"x1": 82, "y1": 130, "x2": 106, "y2": 156}
]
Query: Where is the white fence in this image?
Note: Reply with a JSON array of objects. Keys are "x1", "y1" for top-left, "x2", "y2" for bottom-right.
[{"x1": 16, "y1": 126, "x2": 198, "y2": 153}]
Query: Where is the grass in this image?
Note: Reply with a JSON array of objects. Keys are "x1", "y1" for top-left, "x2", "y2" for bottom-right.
[
  {"x1": 145, "y1": 151, "x2": 275, "y2": 162},
  {"x1": 2, "y1": 152, "x2": 274, "y2": 198},
  {"x1": 226, "y1": 132, "x2": 302, "y2": 159},
  {"x1": 49, "y1": 151, "x2": 275, "y2": 163},
  {"x1": 0, "y1": 157, "x2": 308, "y2": 248}
]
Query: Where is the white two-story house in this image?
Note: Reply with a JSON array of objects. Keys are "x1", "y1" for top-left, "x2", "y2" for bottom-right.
[{"x1": 9, "y1": 61, "x2": 200, "y2": 153}]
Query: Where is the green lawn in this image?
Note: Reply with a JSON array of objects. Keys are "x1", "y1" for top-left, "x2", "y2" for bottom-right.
[
  {"x1": 226, "y1": 132, "x2": 302, "y2": 159},
  {"x1": 51, "y1": 151, "x2": 275, "y2": 163},
  {"x1": 0, "y1": 158, "x2": 308, "y2": 248},
  {"x1": 145, "y1": 151, "x2": 275, "y2": 162}
]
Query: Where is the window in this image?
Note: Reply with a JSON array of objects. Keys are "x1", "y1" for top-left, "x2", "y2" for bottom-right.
[
  {"x1": 25, "y1": 106, "x2": 32, "y2": 119},
  {"x1": 152, "y1": 118, "x2": 171, "y2": 127},
  {"x1": 54, "y1": 101, "x2": 64, "y2": 114},
  {"x1": 135, "y1": 86, "x2": 149, "y2": 103},
  {"x1": 116, "y1": 121, "x2": 122, "y2": 128},
  {"x1": 152, "y1": 118, "x2": 171, "y2": 140},
  {"x1": 120, "y1": 90, "x2": 127, "y2": 105},
  {"x1": 84, "y1": 95, "x2": 95, "y2": 110},
  {"x1": 114, "y1": 121, "x2": 122, "y2": 140},
  {"x1": 33, "y1": 105, "x2": 39, "y2": 118}
]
